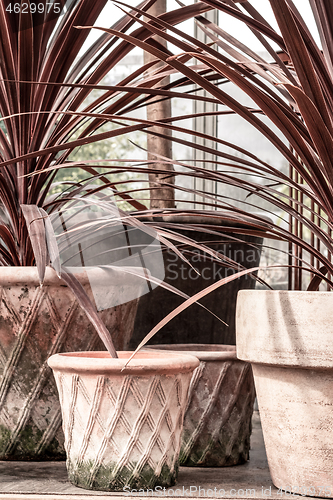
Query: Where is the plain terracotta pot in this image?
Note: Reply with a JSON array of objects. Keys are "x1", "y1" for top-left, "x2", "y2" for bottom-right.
[
  {"x1": 48, "y1": 350, "x2": 199, "y2": 491},
  {"x1": 0, "y1": 267, "x2": 139, "y2": 460},
  {"x1": 146, "y1": 344, "x2": 255, "y2": 467},
  {"x1": 236, "y1": 290, "x2": 333, "y2": 498}
]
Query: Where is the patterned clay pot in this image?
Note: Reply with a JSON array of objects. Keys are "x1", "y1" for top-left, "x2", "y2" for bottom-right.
[
  {"x1": 48, "y1": 351, "x2": 199, "y2": 491},
  {"x1": 146, "y1": 344, "x2": 255, "y2": 466},
  {"x1": 236, "y1": 290, "x2": 333, "y2": 498},
  {"x1": 0, "y1": 267, "x2": 139, "y2": 460}
]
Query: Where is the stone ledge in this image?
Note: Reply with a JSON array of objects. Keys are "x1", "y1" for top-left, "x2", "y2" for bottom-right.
[{"x1": 0, "y1": 413, "x2": 308, "y2": 500}]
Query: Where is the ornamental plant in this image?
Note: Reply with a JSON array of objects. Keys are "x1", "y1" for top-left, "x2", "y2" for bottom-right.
[
  {"x1": 87, "y1": 0, "x2": 333, "y2": 352},
  {"x1": 1, "y1": 0, "x2": 264, "y2": 357},
  {"x1": 101, "y1": 0, "x2": 333, "y2": 290}
]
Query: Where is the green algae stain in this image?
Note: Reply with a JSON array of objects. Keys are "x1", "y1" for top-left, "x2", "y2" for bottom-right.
[
  {"x1": 0, "y1": 425, "x2": 11, "y2": 454},
  {"x1": 43, "y1": 436, "x2": 66, "y2": 460},
  {"x1": 0, "y1": 423, "x2": 65, "y2": 460},
  {"x1": 67, "y1": 459, "x2": 178, "y2": 492},
  {"x1": 18, "y1": 425, "x2": 44, "y2": 454}
]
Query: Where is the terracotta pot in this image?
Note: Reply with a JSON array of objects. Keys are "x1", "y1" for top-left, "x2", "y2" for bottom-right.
[
  {"x1": 236, "y1": 290, "x2": 333, "y2": 498},
  {"x1": 48, "y1": 350, "x2": 199, "y2": 491},
  {"x1": 0, "y1": 267, "x2": 139, "y2": 460},
  {"x1": 146, "y1": 344, "x2": 255, "y2": 466}
]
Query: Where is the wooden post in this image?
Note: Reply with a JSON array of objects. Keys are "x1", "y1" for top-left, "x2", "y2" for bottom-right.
[{"x1": 144, "y1": 0, "x2": 175, "y2": 209}]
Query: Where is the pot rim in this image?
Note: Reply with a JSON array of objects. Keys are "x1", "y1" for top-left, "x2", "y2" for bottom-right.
[
  {"x1": 144, "y1": 344, "x2": 237, "y2": 362},
  {"x1": 135, "y1": 210, "x2": 271, "y2": 231},
  {"x1": 237, "y1": 289, "x2": 333, "y2": 369},
  {"x1": 0, "y1": 265, "x2": 146, "y2": 287},
  {"x1": 238, "y1": 289, "x2": 333, "y2": 297},
  {"x1": 48, "y1": 350, "x2": 200, "y2": 375},
  {"x1": 0, "y1": 266, "x2": 89, "y2": 286}
]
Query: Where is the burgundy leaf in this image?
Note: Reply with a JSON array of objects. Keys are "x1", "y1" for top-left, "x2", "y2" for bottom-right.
[
  {"x1": 59, "y1": 269, "x2": 118, "y2": 358},
  {"x1": 307, "y1": 265, "x2": 328, "y2": 291},
  {"x1": 268, "y1": 0, "x2": 332, "y2": 134},
  {"x1": 125, "y1": 265, "x2": 262, "y2": 365},
  {"x1": 284, "y1": 82, "x2": 333, "y2": 189}
]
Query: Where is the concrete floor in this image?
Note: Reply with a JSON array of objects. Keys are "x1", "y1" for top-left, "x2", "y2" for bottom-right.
[{"x1": 0, "y1": 412, "x2": 306, "y2": 500}]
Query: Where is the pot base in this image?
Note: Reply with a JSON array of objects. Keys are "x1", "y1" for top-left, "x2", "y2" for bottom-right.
[
  {"x1": 254, "y1": 364, "x2": 333, "y2": 498},
  {"x1": 67, "y1": 460, "x2": 177, "y2": 492}
]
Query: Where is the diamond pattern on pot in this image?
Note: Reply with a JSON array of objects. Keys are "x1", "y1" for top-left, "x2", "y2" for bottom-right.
[
  {"x1": 179, "y1": 359, "x2": 255, "y2": 467},
  {"x1": 55, "y1": 370, "x2": 187, "y2": 490},
  {"x1": 0, "y1": 280, "x2": 103, "y2": 460}
]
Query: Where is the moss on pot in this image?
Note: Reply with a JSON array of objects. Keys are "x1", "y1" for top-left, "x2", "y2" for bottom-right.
[{"x1": 67, "y1": 459, "x2": 178, "y2": 491}]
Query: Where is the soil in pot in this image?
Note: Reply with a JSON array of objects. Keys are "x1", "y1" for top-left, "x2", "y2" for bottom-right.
[
  {"x1": 146, "y1": 344, "x2": 256, "y2": 467},
  {"x1": 48, "y1": 350, "x2": 199, "y2": 491}
]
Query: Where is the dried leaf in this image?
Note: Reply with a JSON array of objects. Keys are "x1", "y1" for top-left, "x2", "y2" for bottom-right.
[
  {"x1": 21, "y1": 204, "x2": 49, "y2": 284},
  {"x1": 39, "y1": 207, "x2": 61, "y2": 277}
]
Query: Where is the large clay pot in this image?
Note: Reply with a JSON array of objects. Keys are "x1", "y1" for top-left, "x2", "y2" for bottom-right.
[
  {"x1": 48, "y1": 350, "x2": 199, "y2": 491},
  {"x1": 0, "y1": 267, "x2": 139, "y2": 460},
  {"x1": 236, "y1": 290, "x2": 333, "y2": 498},
  {"x1": 146, "y1": 344, "x2": 255, "y2": 467},
  {"x1": 132, "y1": 213, "x2": 267, "y2": 347}
]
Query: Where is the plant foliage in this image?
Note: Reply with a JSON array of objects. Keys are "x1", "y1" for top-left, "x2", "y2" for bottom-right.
[
  {"x1": 5, "y1": 0, "x2": 330, "y2": 355},
  {"x1": 102, "y1": 0, "x2": 333, "y2": 293}
]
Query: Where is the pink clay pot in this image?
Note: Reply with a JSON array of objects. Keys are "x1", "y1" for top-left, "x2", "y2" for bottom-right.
[
  {"x1": 48, "y1": 350, "x2": 199, "y2": 491},
  {"x1": 236, "y1": 290, "x2": 333, "y2": 498},
  {"x1": 0, "y1": 266, "x2": 139, "y2": 460}
]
